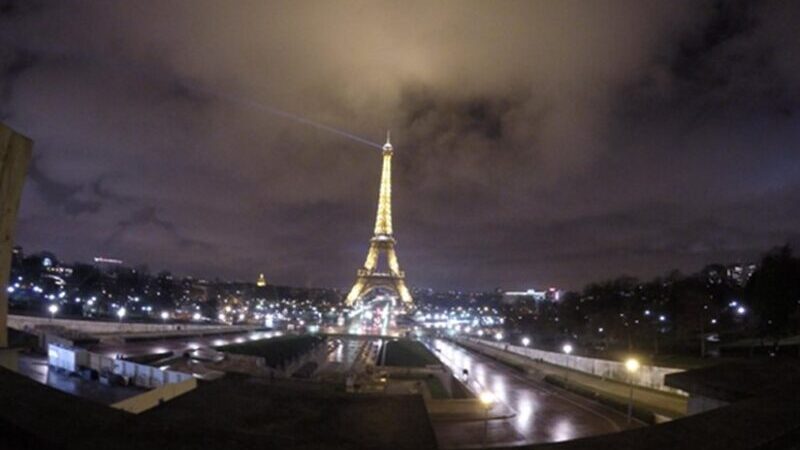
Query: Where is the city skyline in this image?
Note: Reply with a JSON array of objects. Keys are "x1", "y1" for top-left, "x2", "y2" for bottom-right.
[{"x1": 2, "y1": 1, "x2": 800, "y2": 290}]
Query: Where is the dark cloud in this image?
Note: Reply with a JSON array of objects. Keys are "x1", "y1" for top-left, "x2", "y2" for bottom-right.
[
  {"x1": 2, "y1": 0, "x2": 800, "y2": 290},
  {"x1": 27, "y1": 155, "x2": 102, "y2": 215}
]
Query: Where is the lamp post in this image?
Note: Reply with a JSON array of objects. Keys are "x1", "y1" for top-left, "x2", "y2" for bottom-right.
[
  {"x1": 48, "y1": 304, "x2": 59, "y2": 322},
  {"x1": 479, "y1": 391, "x2": 495, "y2": 448},
  {"x1": 117, "y1": 307, "x2": 126, "y2": 330},
  {"x1": 625, "y1": 358, "x2": 640, "y2": 424},
  {"x1": 562, "y1": 344, "x2": 573, "y2": 384}
]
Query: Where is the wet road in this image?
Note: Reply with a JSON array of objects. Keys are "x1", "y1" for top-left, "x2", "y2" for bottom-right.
[
  {"x1": 86, "y1": 330, "x2": 281, "y2": 358},
  {"x1": 325, "y1": 337, "x2": 366, "y2": 370},
  {"x1": 429, "y1": 339, "x2": 635, "y2": 449}
]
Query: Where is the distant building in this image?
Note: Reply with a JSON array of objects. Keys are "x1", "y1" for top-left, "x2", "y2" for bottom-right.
[
  {"x1": 502, "y1": 287, "x2": 562, "y2": 304},
  {"x1": 703, "y1": 263, "x2": 757, "y2": 286},
  {"x1": 727, "y1": 263, "x2": 757, "y2": 286}
]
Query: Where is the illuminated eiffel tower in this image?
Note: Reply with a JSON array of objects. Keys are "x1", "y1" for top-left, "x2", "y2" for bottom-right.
[{"x1": 345, "y1": 132, "x2": 414, "y2": 307}]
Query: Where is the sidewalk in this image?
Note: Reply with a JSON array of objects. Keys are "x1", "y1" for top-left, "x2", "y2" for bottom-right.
[{"x1": 456, "y1": 338, "x2": 687, "y2": 419}]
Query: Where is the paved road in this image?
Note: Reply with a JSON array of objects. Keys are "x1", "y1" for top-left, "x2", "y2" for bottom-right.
[
  {"x1": 429, "y1": 339, "x2": 637, "y2": 449},
  {"x1": 459, "y1": 339, "x2": 687, "y2": 418}
]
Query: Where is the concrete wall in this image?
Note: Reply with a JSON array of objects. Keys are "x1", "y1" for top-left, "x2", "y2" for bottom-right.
[
  {"x1": 424, "y1": 398, "x2": 486, "y2": 418},
  {"x1": 9, "y1": 314, "x2": 253, "y2": 335},
  {"x1": 0, "y1": 348, "x2": 19, "y2": 371},
  {"x1": 111, "y1": 377, "x2": 197, "y2": 414},
  {"x1": 687, "y1": 394, "x2": 729, "y2": 415},
  {"x1": 48, "y1": 343, "x2": 193, "y2": 389},
  {"x1": 0, "y1": 123, "x2": 33, "y2": 348},
  {"x1": 469, "y1": 338, "x2": 685, "y2": 394},
  {"x1": 382, "y1": 366, "x2": 455, "y2": 396}
]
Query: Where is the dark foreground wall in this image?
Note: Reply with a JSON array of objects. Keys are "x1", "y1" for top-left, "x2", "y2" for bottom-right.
[
  {"x1": 500, "y1": 366, "x2": 800, "y2": 450},
  {"x1": 0, "y1": 367, "x2": 438, "y2": 450}
]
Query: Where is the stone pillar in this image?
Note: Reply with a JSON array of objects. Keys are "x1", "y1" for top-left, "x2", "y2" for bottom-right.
[{"x1": 0, "y1": 123, "x2": 32, "y2": 352}]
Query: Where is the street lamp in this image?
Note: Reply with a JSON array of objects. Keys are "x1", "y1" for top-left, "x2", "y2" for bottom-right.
[
  {"x1": 625, "y1": 358, "x2": 640, "y2": 424},
  {"x1": 522, "y1": 337, "x2": 531, "y2": 347},
  {"x1": 562, "y1": 344, "x2": 573, "y2": 384},
  {"x1": 494, "y1": 332, "x2": 503, "y2": 341},
  {"x1": 160, "y1": 311, "x2": 169, "y2": 322},
  {"x1": 117, "y1": 307, "x2": 126, "y2": 323},
  {"x1": 479, "y1": 391, "x2": 495, "y2": 447},
  {"x1": 48, "y1": 304, "x2": 59, "y2": 322}
]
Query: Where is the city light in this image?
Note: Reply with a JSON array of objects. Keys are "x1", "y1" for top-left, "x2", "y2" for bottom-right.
[
  {"x1": 562, "y1": 344, "x2": 573, "y2": 354},
  {"x1": 479, "y1": 391, "x2": 495, "y2": 406},
  {"x1": 48, "y1": 304, "x2": 59, "y2": 320},
  {"x1": 736, "y1": 306, "x2": 746, "y2": 315},
  {"x1": 624, "y1": 357, "x2": 640, "y2": 424},
  {"x1": 160, "y1": 311, "x2": 169, "y2": 321},
  {"x1": 521, "y1": 337, "x2": 530, "y2": 346},
  {"x1": 117, "y1": 307, "x2": 126, "y2": 321},
  {"x1": 494, "y1": 332, "x2": 503, "y2": 341}
]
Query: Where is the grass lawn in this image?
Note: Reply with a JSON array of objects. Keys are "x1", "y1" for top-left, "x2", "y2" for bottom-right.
[
  {"x1": 383, "y1": 340, "x2": 441, "y2": 367},
  {"x1": 215, "y1": 335, "x2": 324, "y2": 368}
]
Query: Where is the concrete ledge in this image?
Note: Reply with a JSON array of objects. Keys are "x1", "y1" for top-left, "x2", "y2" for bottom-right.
[
  {"x1": 111, "y1": 377, "x2": 198, "y2": 414},
  {"x1": 425, "y1": 398, "x2": 515, "y2": 422}
]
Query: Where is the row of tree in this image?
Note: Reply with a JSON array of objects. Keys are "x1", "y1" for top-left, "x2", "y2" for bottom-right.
[{"x1": 503, "y1": 246, "x2": 800, "y2": 357}]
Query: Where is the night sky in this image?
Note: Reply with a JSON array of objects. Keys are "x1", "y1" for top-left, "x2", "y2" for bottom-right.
[{"x1": 2, "y1": 1, "x2": 799, "y2": 291}]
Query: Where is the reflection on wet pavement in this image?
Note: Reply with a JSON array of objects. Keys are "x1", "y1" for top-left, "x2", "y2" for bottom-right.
[{"x1": 430, "y1": 339, "x2": 631, "y2": 449}]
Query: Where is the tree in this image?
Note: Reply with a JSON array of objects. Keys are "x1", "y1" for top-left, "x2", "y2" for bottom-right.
[{"x1": 746, "y1": 245, "x2": 800, "y2": 348}]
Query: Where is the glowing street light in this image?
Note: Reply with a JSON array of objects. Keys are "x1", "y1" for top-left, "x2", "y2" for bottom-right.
[
  {"x1": 160, "y1": 311, "x2": 169, "y2": 321},
  {"x1": 562, "y1": 344, "x2": 574, "y2": 383},
  {"x1": 625, "y1": 358, "x2": 640, "y2": 372},
  {"x1": 48, "y1": 304, "x2": 59, "y2": 321},
  {"x1": 117, "y1": 307, "x2": 126, "y2": 322},
  {"x1": 479, "y1": 391, "x2": 495, "y2": 447},
  {"x1": 494, "y1": 332, "x2": 503, "y2": 341},
  {"x1": 736, "y1": 306, "x2": 746, "y2": 315},
  {"x1": 625, "y1": 357, "x2": 640, "y2": 424},
  {"x1": 521, "y1": 337, "x2": 531, "y2": 347}
]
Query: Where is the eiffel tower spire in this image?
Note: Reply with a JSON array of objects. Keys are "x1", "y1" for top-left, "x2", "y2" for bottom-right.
[
  {"x1": 373, "y1": 131, "x2": 393, "y2": 236},
  {"x1": 345, "y1": 132, "x2": 413, "y2": 307}
]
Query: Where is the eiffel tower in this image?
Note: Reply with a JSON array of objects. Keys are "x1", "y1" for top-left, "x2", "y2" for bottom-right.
[{"x1": 345, "y1": 132, "x2": 414, "y2": 307}]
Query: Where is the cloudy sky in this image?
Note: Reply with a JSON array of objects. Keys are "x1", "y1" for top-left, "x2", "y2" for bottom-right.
[{"x1": 2, "y1": 0, "x2": 799, "y2": 291}]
